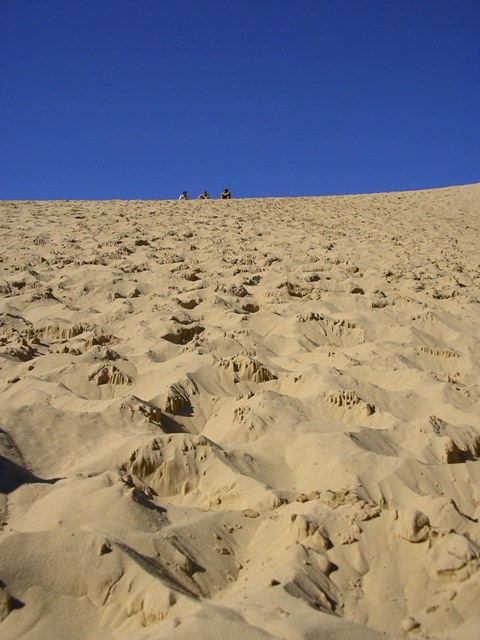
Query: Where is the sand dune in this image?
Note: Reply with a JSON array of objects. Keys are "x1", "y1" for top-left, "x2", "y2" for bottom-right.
[{"x1": 0, "y1": 185, "x2": 479, "y2": 639}]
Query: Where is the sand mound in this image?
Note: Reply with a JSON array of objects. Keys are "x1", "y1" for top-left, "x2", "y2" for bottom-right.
[{"x1": 1, "y1": 185, "x2": 479, "y2": 639}]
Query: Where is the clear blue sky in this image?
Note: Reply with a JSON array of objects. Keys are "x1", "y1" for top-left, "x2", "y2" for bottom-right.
[{"x1": 1, "y1": 0, "x2": 479, "y2": 200}]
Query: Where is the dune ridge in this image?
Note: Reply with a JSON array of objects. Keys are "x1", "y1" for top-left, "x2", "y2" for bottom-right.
[{"x1": 0, "y1": 184, "x2": 479, "y2": 639}]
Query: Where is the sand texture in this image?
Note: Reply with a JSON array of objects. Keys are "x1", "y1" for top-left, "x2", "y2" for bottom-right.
[{"x1": 1, "y1": 184, "x2": 479, "y2": 639}]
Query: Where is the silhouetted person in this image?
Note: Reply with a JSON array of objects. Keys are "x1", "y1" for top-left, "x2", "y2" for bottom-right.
[
  {"x1": 221, "y1": 188, "x2": 231, "y2": 199},
  {"x1": 179, "y1": 191, "x2": 189, "y2": 200},
  {"x1": 198, "y1": 190, "x2": 210, "y2": 199}
]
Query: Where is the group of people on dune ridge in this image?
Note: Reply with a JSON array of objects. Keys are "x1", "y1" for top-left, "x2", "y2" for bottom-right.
[{"x1": 179, "y1": 188, "x2": 231, "y2": 200}]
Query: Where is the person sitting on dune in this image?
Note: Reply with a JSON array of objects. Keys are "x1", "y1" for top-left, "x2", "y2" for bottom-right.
[
  {"x1": 198, "y1": 190, "x2": 210, "y2": 199},
  {"x1": 221, "y1": 188, "x2": 231, "y2": 199},
  {"x1": 178, "y1": 191, "x2": 189, "y2": 200}
]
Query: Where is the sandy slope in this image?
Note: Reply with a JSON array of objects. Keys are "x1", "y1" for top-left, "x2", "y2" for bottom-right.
[{"x1": 0, "y1": 184, "x2": 479, "y2": 639}]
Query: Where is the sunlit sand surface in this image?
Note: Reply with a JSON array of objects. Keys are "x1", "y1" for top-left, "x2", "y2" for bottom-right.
[{"x1": 1, "y1": 184, "x2": 479, "y2": 639}]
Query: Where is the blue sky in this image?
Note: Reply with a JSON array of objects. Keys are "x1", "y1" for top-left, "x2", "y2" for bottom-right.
[{"x1": 1, "y1": 0, "x2": 479, "y2": 200}]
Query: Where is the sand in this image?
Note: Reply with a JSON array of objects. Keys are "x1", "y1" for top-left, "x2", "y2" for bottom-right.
[{"x1": 0, "y1": 184, "x2": 479, "y2": 639}]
